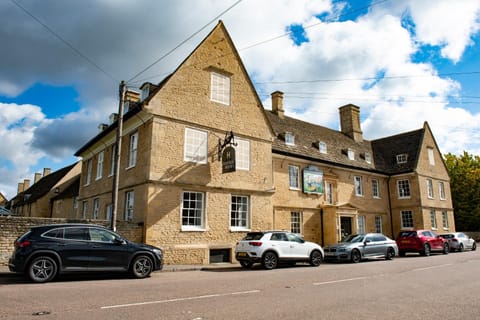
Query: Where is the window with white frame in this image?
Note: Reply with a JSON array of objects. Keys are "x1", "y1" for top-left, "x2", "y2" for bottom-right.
[
  {"x1": 182, "y1": 191, "x2": 205, "y2": 229},
  {"x1": 85, "y1": 159, "x2": 92, "y2": 185},
  {"x1": 397, "y1": 179, "x2": 411, "y2": 198},
  {"x1": 426, "y1": 178, "x2": 434, "y2": 199},
  {"x1": 106, "y1": 203, "x2": 112, "y2": 221},
  {"x1": 439, "y1": 182, "x2": 446, "y2": 200},
  {"x1": 234, "y1": 138, "x2": 250, "y2": 170},
  {"x1": 210, "y1": 72, "x2": 230, "y2": 105},
  {"x1": 430, "y1": 210, "x2": 437, "y2": 229},
  {"x1": 354, "y1": 176, "x2": 363, "y2": 196},
  {"x1": 428, "y1": 147, "x2": 435, "y2": 166},
  {"x1": 365, "y1": 152, "x2": 372, "y2": 164},
  {"x1": 375, "y1": 216, "x2": 382, "y2": 233},
  {"x1": 291, "y1": 211, "x2": 303, "y2": 234},
  {"x1": 82, "y1": 201, "x2": 88, "y2": 219},
  {"x1": 401, "y1": 210, "x2": 414, "y2": 228},
  {"x1": 124, "y1": 191, "x2": 134, "y2": 221},
  {"x1": 319, "y1": 141, "x2": 327, "y2": 154},
  {"x1": 372, "y1": 179, "x2": 380, "y2": 198},
  {"x1": 285, "y1": 132, "x2": 295, "y2": 146},
  {"x1": 396, "y1": 154, "x2": 408, "y2": 164},
  {"x1": 93, "y1": 198, "x2": 99, "y2": 219},
  {"x1": 357, "y1": 215, "x2": 366, "y2": 234},
  {"x1": 289, "y1": 165, "x2": 300, "y2": 189},
  {"x1": 109, "y1": 144, "x2": 116, "y2": 176},
  {"x1": 325, "y1": 182, "x2": 334, "y2": 204},
  {"x1": 230, "y1": 195, "x2": 249, "y2": 230},
  {"x1": 73, "y1": 196, "x2": 78, "y2": 209},
  {"x1": 96, "y1": 151, "x2": 104, "y2": 180},
  {"x1": 127, "y1": 131, "x2": 138, "y2": 168},
  {"x1": 184, "y1": 128, "x2": 208, "y2": 164},
  {"x1": 442, "y1": 211, "x2": 449, "y2": 229},
  {"x1": 348, "y1": 149, "x2": 355, "y2": 160}
]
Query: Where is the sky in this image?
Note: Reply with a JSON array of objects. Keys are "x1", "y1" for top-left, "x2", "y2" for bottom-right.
[{"x1": 1, "y1": 0, "x2": 480, "y2": 199}]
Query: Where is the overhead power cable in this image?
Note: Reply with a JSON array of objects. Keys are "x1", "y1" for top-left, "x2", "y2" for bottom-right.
[
  {"x1": 127, "y1": 0, "x2": 243, "y2": 83},
  {"x1": 10, "y1": 0, "x2": 117, "y2": 83}
]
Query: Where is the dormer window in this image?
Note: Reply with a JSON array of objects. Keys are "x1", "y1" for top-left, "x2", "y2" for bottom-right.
[
  {"x1": 141, "y1": 86, "x2": 149, "y2": 101},
  {"x1": 396, "y1": 153, "x2": 408, "y2": 164},
  {"x1": 285, "y1": 132, "x2": 295, "y2": 146},
  {"x1": 123, "y1": 101, "x2": 130, "y2": 114},
  {"x1": 348, "y1": 148, "x2": 355, "y2": 160},
  {"x1": 319, "y1": 141, "x2": 327, "y2": 154},
  {"x1": 211, "y1": 72, "x2": 231, "y2": 105},
  {"x1": 365, "y1": 152, "x2": 371, "y2": 164}
]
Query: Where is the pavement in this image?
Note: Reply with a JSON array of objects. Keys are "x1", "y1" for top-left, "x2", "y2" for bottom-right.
[{"x1": 0, "y1": 263, "x2": 241, "y2": 276}]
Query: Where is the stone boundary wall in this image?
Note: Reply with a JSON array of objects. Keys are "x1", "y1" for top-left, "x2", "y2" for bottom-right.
[
  {"x1": 464, "y1": 231, "x2": 480, "y2": 242},
  {"x1": 0, "y1": 216, "x2": 143, "y2": 266}
]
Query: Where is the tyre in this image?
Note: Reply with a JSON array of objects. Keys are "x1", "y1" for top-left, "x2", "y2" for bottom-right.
[
  {"x1": 131, "y1": 255, "x2": 153, "y2": 278},
  {"x1": 459, "y1": 243, "x2": 464, "y2": 252},
  {"x1": 422, "y1": 243, "x2": 431, "y2": 256},
  {"x1": 28, "y1": 256, "x2": 58, "y2": 283},
  {"x1": 351, "y1": 249, "x2": 361, "y2": 263},
  {"x1": 309, "y1": 250, "x2": 323, "y2": 266},
  {"x1": 386, "y1": 247, "x2": 395, "y2": 260},
  {"x1": 472, "y1": 242, "x2": 477, "y2": 251},
  {"x1": 262, "y1": 252, "x2": 278, "y2": 270},
  {"x1": 240, "y1": 261, "x2": 253, "y2": 269},
  {"x1": 442, "y1": 243, "x2": 449, "y2": 254}
]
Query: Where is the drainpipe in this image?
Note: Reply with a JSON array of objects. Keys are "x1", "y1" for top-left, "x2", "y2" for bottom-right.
[
  {"x1": 320, "y1": 208, "x2": 324, "y2": 246},
  {"x1": 387, "y1": 177, "x2": 394, "y2": 238}
]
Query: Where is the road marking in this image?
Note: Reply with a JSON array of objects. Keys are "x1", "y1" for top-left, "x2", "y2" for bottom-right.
[
  {"x1": 411, "y1": 263, "x2": 453, "y2": 272},
  {"x1": 101, "y1": 290, "x2": 261, "y2": 309},
  {"x1": 313, "y1": 277, "x2": 367, "y2": 286}
]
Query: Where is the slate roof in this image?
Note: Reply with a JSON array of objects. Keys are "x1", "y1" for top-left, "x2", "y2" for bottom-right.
[
  {"x1": 11, "y1": 163, "x2": 78, "y2": 207},
  {"x1": 51, "y1": 176, "x2": 80, "y2": 201},
  {"x1": 265, "y1": 110, "x2": 425, "y2": 175}
]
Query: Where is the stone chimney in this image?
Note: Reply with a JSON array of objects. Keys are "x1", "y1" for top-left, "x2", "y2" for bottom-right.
[
  {"x1": 43, "y1": 168, "x2": 51, "y2": 176},
  {"x1": 98, "y1": 123, "x2": 109, "y2": 132},
  {"x1": 34, "y1": 173, "x2": 42, "y2": 184},
  {"x1": 23, "y1": 179, "x2": 30, "y2": 190},
  {"x1": 271, "y1": 91, "x2": 285, "y2": 119},
  {"x1": 125, "y1": 90, "x2": 140, "y2": 103},
  {"x1": 17, "y1": 182, "x2": 24, "y2": 194},
  {"x1": 109, "y1": 113, "x2": 118, "y2": 124},
  {"x1": 339, "y1": 104, "x2": 363, "y2": 142}
]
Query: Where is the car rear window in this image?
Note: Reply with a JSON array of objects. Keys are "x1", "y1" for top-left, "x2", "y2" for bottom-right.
[
  {"x1": 439, "y1": 234, "x2": 454, "y2": 239},
  {"x1": 398, "y1": 231, "x2": 417, "y2": 238},
  {"x1": 242, "y1": 232, "x2": 264, "y2": 240},
  {"x1": 43, "y1": 228, "x2": 65, "y2": 239}
]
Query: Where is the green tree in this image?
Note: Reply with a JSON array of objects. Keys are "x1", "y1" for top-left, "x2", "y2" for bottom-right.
[{"x1": 444, "y1": 152, "x2": 480, "y2": 231}]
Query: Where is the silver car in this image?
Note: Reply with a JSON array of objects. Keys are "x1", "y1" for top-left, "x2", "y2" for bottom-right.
[
  {"x1": 439, "y1": 232, "x2": 477, "y2": 252},
  {"x1": 324, "y1": 233, "x2": 398, "y2": 263}
]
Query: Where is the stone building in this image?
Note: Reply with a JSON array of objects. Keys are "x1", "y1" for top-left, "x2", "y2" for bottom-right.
[{"x1": 74, "y1": 21, "x2": 454, "y2": 264}]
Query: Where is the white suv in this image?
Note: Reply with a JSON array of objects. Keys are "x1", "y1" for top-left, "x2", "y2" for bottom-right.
[{"x1": 235, "y1": 231, "x2": 324, "y2": 270}]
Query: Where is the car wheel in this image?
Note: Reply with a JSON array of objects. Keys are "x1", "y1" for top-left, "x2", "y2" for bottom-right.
[
  {"x1": 399, "y1": 251, "x2": 406, "y2": 257},
  {"x1": 422, "y1": 243, "x2": 431, "y2": 256},
  {"x1": 262, "y1": 252, "x2": 278, "y2": 270},
  {"x1": 309, "y1": 250, "x2": 323, "y2": 267},
  {"x1": 131, "y1": 255, "x2": 153, "y2": 278},
  {"x1": 443, "y1": 243, "x2": 449, "y2": 255},
  {"x1": 28, "y1": 256, "x2": 58, "y2": 283},
  {"x1": 472, "y1": 242, "x2": 477, "y2": 251},
  {"x1": 351, "y1": 249, "x2": 361, "y2": 263},
  {"x1": 240, "y1": 261, "x2": 253, "y2": 269},
  {"x1": 459, "y1": 243, "x2": 464, "y2": 252},
  {"x1": 386, "y1": 247, "x2": 395, "y2": 260}
]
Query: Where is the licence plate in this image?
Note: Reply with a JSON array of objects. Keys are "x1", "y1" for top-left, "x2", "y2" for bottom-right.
[{"x1": 237, "y1": 252, "x2": 247, "y2": 257}]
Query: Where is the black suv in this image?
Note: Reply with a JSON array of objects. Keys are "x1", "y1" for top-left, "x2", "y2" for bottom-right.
[{"x1": 9, "y1": 224, "x2": 163, "y2": 283}]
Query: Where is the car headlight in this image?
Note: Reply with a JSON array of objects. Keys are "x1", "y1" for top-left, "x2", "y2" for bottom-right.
[{"x1": 153, "y1": 248, "x2": 162, "y2": 256}]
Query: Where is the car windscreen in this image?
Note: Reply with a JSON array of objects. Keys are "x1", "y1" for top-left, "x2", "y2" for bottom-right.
[
  {"x1": 343, "y1": 234, "x2": 364, "y2": 243},
  {"x1": 242, "y1": 232, "x2": 264, "y2": 240},
  {"x1": 398, "y1": 231, "x2": 417, "y2": 238}
]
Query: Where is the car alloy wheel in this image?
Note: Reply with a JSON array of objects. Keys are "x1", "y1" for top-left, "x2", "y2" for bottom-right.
[
  {"x1": 351, "y1": 249, "x2": 361, "y2": 263},
  {"x1": 28, "y1": 256, "x2": 58, "y2": 283},
  {"x1": 422, "y1": 243, "x2": 431, "y2": 256},
  {"x1": 132, "y1": 255, "x2": 153, "y2": 278},
  {"x1": 386, "y1": 247, "x2": 395, "y2": 260},
  {"x1": 459, "y1": 243, "x2": 464, "y2": 252},
  {"x1": 443, "y1": 243, "x2": 449, "y2": 254},
  {"x1": 309, "y1": 250, "x2": 322, "y2": 266},
  {"x1": 262, "y1": 252, "x2": 278, "y2": 270},
  {"x1": 472, "y1": 242, "x2": 477, "y2": 251}
]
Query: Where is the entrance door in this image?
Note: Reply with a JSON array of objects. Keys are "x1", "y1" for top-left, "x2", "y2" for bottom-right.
[{"x1": 340, "y1": 217, "x2": 352, "y2": 240}]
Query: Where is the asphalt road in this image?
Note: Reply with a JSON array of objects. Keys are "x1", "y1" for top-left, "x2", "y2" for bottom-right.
[{"x1": 1, "y1": 251, "x2": 479, "y2": 320}]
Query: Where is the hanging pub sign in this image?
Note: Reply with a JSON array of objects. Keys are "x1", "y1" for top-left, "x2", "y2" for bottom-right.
[
  {"x1": 303, "y1": 166, "x2": 324, "y2": 194},
  {"x1": 222, "y1": 145, "x2": 236, "y2": 173}
]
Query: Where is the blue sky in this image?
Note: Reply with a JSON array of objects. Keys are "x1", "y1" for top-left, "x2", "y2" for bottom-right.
[{"x1": 1, "y1": 0, "x2": 479, "y2": 199}]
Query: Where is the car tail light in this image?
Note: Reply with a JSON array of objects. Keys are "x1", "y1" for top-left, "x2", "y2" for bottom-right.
[
  {"x1": 15, "y1": 240, "x2": 31, "y2": 248},
  {"x1": 249, "y1": 241, "x2": 262, "y2": 246}
]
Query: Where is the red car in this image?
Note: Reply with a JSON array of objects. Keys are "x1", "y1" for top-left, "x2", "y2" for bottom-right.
[{"x1": 396, "y1": 230, "x2": 449, "y2": 256}]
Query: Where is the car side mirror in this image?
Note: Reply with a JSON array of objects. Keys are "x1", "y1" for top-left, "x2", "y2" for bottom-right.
[{"x1": 114, "y1": 238, "x2": 126, "y2": 245}]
